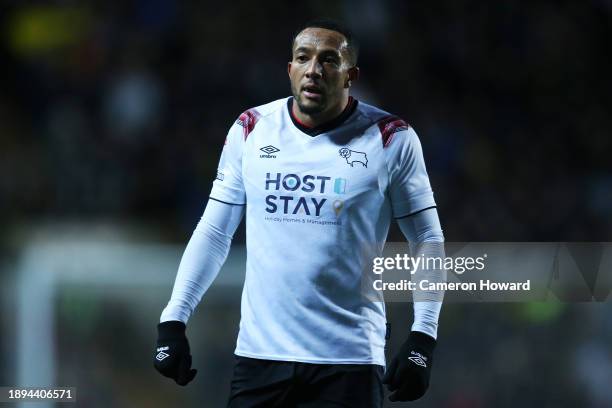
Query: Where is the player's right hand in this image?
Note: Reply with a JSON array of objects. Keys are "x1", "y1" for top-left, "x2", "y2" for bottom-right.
[{"x1": 154, "y1": 321, "x2": 197, "y2": 386}]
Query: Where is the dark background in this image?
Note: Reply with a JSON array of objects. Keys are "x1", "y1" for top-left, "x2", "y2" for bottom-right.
[{"x1": 1, "y1": 1, "x2": 611, "y2": 407}]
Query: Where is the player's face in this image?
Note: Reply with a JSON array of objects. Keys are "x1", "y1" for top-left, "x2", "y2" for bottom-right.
[{"x1": 288, "y1": 28, "x2": 355, "y2": 116}]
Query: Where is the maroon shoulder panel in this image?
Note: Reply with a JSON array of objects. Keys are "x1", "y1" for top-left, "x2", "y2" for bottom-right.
[
  {"x1": 377, "y1": 116, "x2": 410, "y2": 148},
  {"x1": 235, "y1": 109, "x2": 261, "y2": 140}
]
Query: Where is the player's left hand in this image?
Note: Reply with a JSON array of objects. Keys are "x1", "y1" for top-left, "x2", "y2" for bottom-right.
[{"x1": 383, "y1": 331, "x2": 436, "y2": 401}]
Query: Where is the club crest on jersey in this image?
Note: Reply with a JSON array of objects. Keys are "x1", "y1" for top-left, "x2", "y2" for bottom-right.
[
  {"x1": 260, "y1": 145, "x2": 280, "y2": 158},
  {"x1": 339, "y1": 148, "x2": 368, "y2": 168}
]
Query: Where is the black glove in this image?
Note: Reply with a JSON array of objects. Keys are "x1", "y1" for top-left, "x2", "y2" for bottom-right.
[
  {"x1": 383, "y1": 331, "x2": 436, "y2": 401},
  {"x1": 154, "y1": 321, "x2": 197, "y2": 386}
]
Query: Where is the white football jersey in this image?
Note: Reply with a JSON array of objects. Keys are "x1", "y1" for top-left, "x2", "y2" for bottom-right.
[{"x1": 210, "y1": 97, "x2": 436, "y2": 365}]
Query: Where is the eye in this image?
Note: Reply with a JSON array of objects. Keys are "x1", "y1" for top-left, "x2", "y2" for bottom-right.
[
  {"x1": 296, "y1": 55, "x2": 308, "y2": 63},
  {"x1": 323, "y1": 57, "x2": 339, "y2": 65}
]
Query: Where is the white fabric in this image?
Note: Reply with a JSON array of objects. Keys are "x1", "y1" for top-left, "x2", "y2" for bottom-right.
[
  {"x1": 396, "y1": 208, "x2": 445, "y2": 339},
  {"x1": 206, "y1": 97, "x2": 440, "y2": 365},
  {"x1": 160, "y1": 199, "x2": 244, "y2": 323}
]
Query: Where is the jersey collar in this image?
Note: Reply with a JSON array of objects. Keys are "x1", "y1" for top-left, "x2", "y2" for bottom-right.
[{"x1": 287, "y1": 96, "x2": 358, "y2": 136}]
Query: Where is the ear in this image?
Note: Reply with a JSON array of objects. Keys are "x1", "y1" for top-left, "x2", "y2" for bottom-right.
[
  {"x1": 345, "y1": 66, "x2": 360, "y2": 88},
  {"x1": 288, "y1": 62, "x2": 292, "y2": 77}
]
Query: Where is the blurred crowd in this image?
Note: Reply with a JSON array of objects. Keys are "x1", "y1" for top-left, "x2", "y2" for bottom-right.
[
  {"x1": 1, "y1": 0, "x2": 609, "y2": 240},
  {"x1": 1, "y1": 1, "x2": 611, "y2": 407}
]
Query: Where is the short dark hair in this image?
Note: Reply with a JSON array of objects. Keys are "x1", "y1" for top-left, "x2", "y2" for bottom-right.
[{"x1": 292, "y1": 18, "x2": 359, "y2": 66}]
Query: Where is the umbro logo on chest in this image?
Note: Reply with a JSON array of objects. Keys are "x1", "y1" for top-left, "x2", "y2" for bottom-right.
[
  {"x1": 260, "y1": 145, "x2": 279, "y2": 158},
  {"x1": 258, "y1": 145, "x2": 369, "y2": 168}
]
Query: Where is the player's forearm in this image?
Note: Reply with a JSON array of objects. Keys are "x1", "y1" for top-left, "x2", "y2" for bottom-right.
[
  {"x1": 160, "y1": 225, "x2": 231, "y2": 323},
  {"x1": 396, "y1": 208, "x2": 445, "y2": 339},
  {"x1": 409, "y1": 242, "x2": 445, "y2": 339},
  {"x1": 160, "y1": 199, "x2": 244, "y2": 323}
]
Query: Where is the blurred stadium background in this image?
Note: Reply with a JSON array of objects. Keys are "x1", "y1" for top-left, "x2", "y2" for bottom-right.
[{"x1": 1, "y1": 1, "x2": 611, "y2": 407}]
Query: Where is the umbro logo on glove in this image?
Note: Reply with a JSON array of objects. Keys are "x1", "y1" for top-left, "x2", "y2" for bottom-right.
[
  {"x1": 383, "y1": 331, "x2": 436, "y2": 401},
  {"x1": 408, "y1": 351, "x2": 428, "y2": 367},
  {"x1": 153, "y1": 321, "x2": 197, "y2": 386},
  {"x1": 156, "y1": 351, "x2": 170, "y2": 362}
]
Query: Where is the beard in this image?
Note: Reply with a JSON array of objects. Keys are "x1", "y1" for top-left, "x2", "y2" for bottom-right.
[
  {"x1": 296, "y1": 96, "x2": 326, "y2": 114},
  {"x1": 291, "y1": 84, "x2": 327, "y2": 115}
]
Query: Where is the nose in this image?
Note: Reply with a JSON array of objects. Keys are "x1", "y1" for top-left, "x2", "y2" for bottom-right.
[{"x1": 305, "y1": 58, "x2": 323, "y2": 79}]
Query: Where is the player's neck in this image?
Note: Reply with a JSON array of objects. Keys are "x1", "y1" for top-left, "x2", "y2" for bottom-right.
[{"x1": 291, "y1": 95, "x2": 351, "y2": 129}]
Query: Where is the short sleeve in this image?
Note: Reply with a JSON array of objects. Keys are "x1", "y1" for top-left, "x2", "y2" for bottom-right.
[
  {"x1": 210, "y1": 122, "x2": 246, "y2": 205},
  {"x1": 385, "y1": 126, "x2": 436, "y2": 218}
]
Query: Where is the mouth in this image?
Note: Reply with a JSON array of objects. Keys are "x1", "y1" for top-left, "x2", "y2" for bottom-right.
[{"x1": 301, "y1": 83, "x2": 324, "y2": 100}]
